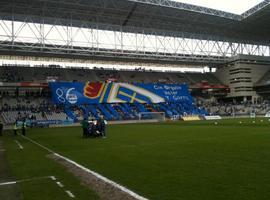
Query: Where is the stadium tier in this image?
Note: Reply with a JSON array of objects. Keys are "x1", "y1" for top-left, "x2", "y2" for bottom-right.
[
  {"x1": 0, "y1": 65, "x2": 224, "y2": 125},
  {"x1": 2, "y1": 63, "x2": 270, "y2": 126},
  {"x1": 0, "y1": 65, "x2": 221, "y2": 84},
  {"x1": 0, "y1": 76, "x2": 208, "y2": 125}
]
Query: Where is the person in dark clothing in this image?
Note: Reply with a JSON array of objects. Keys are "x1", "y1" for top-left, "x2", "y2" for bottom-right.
[
  {"x1": 81, "y1": 118, "x2": 88, "y2": 138},
  {"x1": 0, "y1": 121, "x2": 3, "y2": 136},
  {"x1": 13, "y1": 122, "x2": 18, "y2": 136},
  {"x1": 22, "y1": 120, "x2": 26, "y2": 136},
  {"x1": 87, "y1": 119, "x2": 95, "y2": 137},
  {"x1": 97, "y1": 117, "x2": 106, "y2": 138}
]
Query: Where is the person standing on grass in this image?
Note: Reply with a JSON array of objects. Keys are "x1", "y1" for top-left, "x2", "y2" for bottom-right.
[
  {"x1": 81, "y1": 118, "x2": 88, "y2": 138},
  {"x1": 99, "y1": 116, "x2": 106, "y2": 138},
  {"x1": 22, "y1": 120, "x2": 26, "y2": 136},
  {"x1": 13, "y1": 121, "x2": 18, "y2": 136},
  {"x1": 0, "y1": 120, "x2": 3, "y2": 136},
  {"x1": 88, "y1": 119, "x2": 95, "y2": 138}
]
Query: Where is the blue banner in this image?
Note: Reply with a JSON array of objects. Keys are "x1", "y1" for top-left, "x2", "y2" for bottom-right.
[{"x1": 49, "y1": 82, "x2": 193, "y2": 105}]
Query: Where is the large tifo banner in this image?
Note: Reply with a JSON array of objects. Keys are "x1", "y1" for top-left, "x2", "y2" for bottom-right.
[{"x1": 49, "y1": 82, "x2": 193, "y2": 105}]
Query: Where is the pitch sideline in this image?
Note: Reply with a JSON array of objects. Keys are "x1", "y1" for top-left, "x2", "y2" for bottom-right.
[
  {"x1": 0, "y1": 176, "x2": 77, "y2": 198},
  {"x1": 14, "y1": 140, "x2": 24, "y2": 150},
  {"x1": 0, "y1": 176, "x2": 54, "y2": 186},
  {"x1": 21, "y1": 135, "x2": 148, "y2": 200}
]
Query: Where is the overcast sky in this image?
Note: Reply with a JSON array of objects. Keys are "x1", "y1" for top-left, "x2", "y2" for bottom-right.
[{"x1": 174, "y1": 0, "x2": 263, "y2": 14}]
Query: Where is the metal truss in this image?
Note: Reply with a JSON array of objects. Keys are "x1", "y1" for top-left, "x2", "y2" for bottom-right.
[
  {"x1": 0, "y1": 17, "x2": 269, "y2": 64},
  {"x1": 242, "y1": 0, "x2": 270, "y2": 18},
  {"x1": 127, "y1": 0, "x2": 241, "y2": 20},
  {"x1": 0, "y1": 0, "x2": 269, "y2": 46},
  {"x1": 128, "y1": 0, "x2": 270, "y2": 20}
]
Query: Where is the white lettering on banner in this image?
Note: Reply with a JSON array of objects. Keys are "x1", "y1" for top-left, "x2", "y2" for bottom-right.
[
  {"x1": 164, "y1": 91, "x2": 178, "y2": 96},
  {"x1": 56, "y1": 88, "x2": 66, "y2": 103},
  {"x1": 172, "y1": 96, "x2": 189, "y2": 101},
  {"x1": 164, "y1": 85, "x2": 182, "y2": 91},
  {"x1": 153, "y1": 85, "x2": 163, "y2": 90}
]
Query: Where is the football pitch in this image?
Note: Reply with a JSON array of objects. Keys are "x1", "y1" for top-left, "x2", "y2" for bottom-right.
[{"x1": 1, "y1": 118, "x2": 270, "y2": 200}]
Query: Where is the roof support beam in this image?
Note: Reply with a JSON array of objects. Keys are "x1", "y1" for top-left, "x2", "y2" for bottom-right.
[
  {"x1": 122, "y1": 3, "x2": 138, "y2": 26},
  {"x1": 242, "y1": 0, "x2": 270, "y2": 18},
  {"x1": 0, "y1": 17, "x2": 269, "y2": 65},
  {"x1": 126, "y1": 0, "x2": 241, "y2": 20}
]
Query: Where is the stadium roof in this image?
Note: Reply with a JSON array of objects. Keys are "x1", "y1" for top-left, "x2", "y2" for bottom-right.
[{"x1": 0, "y1": 0, "x2": 270, "y2": 45}]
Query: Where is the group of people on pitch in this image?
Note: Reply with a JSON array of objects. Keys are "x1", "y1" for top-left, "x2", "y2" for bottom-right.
[
  {"x1": 13, "y1": 120, "x2": 27, "y2": 136},
  {"x1": 81, "y1": 117, "x2": 106, "y2": 138}
]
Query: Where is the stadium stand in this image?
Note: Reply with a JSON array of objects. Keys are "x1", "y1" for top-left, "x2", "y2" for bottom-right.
[
  {"x1": 204, "y1": 101, "x2": 270, "y2": 116},
  {"x1": 2, "y1": 64, "x2": 270, "y2": 126},
  {"x1": 0, "y1": 65, "x2": 214, "y2": 125},
  {"x1": 0, "y1": 100, "x2": 208, "y2": 125},
  {"x1": 0, "y1": 65, "x2": 220, "y2": 84},
  {"x1": 2, "y1": 63, "x2": 270, "y2": 126}
]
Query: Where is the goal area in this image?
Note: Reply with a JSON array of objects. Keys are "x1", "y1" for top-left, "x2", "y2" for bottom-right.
[{"x1": 138, "y1": 112, "x2": 166, "y2": 122}]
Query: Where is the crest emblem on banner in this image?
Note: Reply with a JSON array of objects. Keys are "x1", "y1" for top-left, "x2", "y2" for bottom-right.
[{"x1": 84, "y1": 82, "x2": 105, "y2": 99}]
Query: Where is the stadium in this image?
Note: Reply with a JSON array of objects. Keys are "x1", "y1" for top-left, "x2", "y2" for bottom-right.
[{"x1": 0, "y1": 0, "x2": 270, "y2": 199}]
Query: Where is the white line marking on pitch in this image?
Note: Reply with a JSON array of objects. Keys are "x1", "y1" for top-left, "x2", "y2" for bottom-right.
[
  {"x1": 0, "y1": 149, "x2": 5, "y2": 152},
  {"x1": 21, "y1": 135, "x2": 149, "y2": 200},
  {"x1": 0, "y1": 181, "x2": 17, "y2": 186},
  {"x1": 21, "y1": 136, "x2": 53, "y2": 153},
  {"x1": 14, "y1": 140, "x2": 24, "y2": 149},
  {"x1": 65, "y1": 190, "x2": 75, "y2": 198},
  {"x1": 56, "y1": 181, "x2": 64, "y2": 188},
  {"x1": 0, "y1": 176, "x2": 54, "y2": 186}
]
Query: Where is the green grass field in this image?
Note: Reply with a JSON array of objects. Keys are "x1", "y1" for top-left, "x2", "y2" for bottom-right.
[{"x1": 1, "y1": 118, "x2": 270, "y2": 200}]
